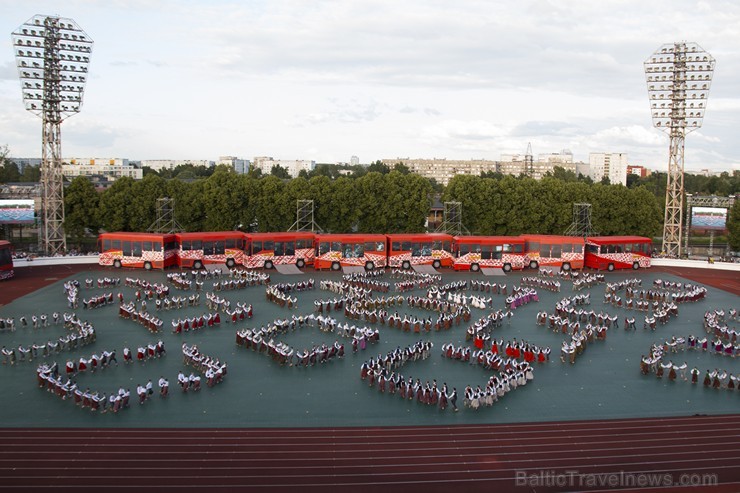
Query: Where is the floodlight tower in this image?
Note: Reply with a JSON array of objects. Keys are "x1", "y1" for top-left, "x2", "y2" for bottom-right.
[
  {"x1": 644, "y1": 42, "x2": 714, "y2": 258},
  {"x1": 12, "y1": 15, "x2": 93, "y2": 255}
]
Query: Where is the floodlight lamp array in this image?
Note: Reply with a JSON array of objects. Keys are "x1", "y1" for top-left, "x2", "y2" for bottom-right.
[
  {"x1": 644, "y1": 42, "x2": 714, "y2": 133},
  {"x1": 11, "y1": 15, "x2": 93, "y2": 119}
]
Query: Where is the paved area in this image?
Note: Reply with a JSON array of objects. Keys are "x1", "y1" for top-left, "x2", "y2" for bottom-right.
[{"x1": 0, "y1": 265, "x2": 736, "y2": 429}]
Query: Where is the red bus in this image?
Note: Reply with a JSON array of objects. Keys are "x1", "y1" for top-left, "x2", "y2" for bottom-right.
[
  {"x1": 452, "y1": 236, "x2": 526, "y2": 272},
  {"x1": 314, "y1": 234, "x2": 387, "y2": 271},
  {"x1": 0, "y1": 240, "x2": 14, "y2": 280},
  {"x1": 386, "y1": 233, "x2": 454, "y2": 269},
  {"x1": 176, "y1": 231, "x2": 247, "y2": 269},
  {"x1": 98, "y1": 232, "x2": 178, "y2": 270},
  {"x1": 520, "y1": 234, "x2": 585, "y2": 271},
  {"x1": 243, "y1": 232, "x2": 315, "y2": 269},
  {"x1": 585, "y1": 236, "x2": 652, "y2": 271}
]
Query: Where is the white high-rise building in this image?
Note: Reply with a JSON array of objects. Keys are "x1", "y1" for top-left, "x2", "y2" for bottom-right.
[
  {"x1": 218, "y1": 156, "x2": 250, "y2": 174},
  {"x1": 63, "y1": 158, "x2": 142, "y2": 180},
  {"x1": 589, "y1": 153, "x2": 628, "y2": 186},
  {"x1": 350, "y1": 155, "x2": 360, "y2": 166},
  {"x1": 252, "y1": 157, "x2": 315, "y2": 178}
]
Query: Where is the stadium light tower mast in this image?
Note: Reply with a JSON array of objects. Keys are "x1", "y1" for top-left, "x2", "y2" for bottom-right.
[
  {"x1": 644, "y1": 42, "x2": 714, "y2": 258},
  {"x1": 11, "y1": 15, "x2": 93, "y2": 255}
]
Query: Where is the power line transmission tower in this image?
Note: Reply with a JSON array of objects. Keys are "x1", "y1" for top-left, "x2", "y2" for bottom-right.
[
  {"x1": 644, "y1": 42, "x2": 715, "y2": 257},
  {"x1": 435, "y1": 201, "x2": 470, "y2": 236},
  {"x1": 565, "y1": 203, "x2": 597, "y2": 237},
  {"x1": 12, "y1": 15, "x2": 94, "y2": 255},
  {"x1": 147, "y1": 198, "x2": 183, "y2": 233},
  {"x1": 288, "y1": 200, "x2": 323, "y2": 232}
]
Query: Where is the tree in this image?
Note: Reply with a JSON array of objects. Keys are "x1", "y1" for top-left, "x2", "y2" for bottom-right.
[
  {"x1": 270, "y1": 164, "x2": 291, "y2": 180},
  {"x1": 20, "y1": 164, "x2": 40, "y2": 182},
  {"x1": 727, "y1": 199, "x2": 740, "y2": 251},
  {"x1": 96, "y1": 176, "x2": 136, "y2": 231},
  {"x1": 393, "y1": 162, "x2": 411, "y2": 175},
  {"x1": 64, "y1": 176, "x2": 100, "y2": 247},
  {"x1": 366, "y1": 160, "x2": 390, "y2": 174}
]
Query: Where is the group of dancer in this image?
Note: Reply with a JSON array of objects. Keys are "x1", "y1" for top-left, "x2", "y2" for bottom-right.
[
  {"x1": 181, "y1": 343, "x2": 227, "y2": 387},
  {"x1": 1, "y1": 315, "x2": 96, "y2": 365},
  {"x1": 118, "y1": 301, "x2": 164, "y2": 333}
]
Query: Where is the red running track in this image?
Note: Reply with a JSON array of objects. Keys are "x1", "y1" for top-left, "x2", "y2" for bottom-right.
[{"x1": 0, "y1": 414, "x2": 738, "y2": 493}]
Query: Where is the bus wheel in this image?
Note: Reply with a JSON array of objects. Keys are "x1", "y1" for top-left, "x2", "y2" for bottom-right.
[
  {"x1": 529, "y1": 260, "x2": 538, "y2": 270},
  {"x1": 144, "y1": 261, "x2": 152, "y2": 271},
  {"x1": 264, "y1": 260, "x2": 274, "y2": 270},
  {"x1": 471, "y1": 263, "x2": 480, "y2": 272},
  {"x1": 632, "y1": 262, "x2": 639, "y2": 270},
  {"x1": 113, "y1": 259, "x2": 122, "y2": 269},
  {"x1": 503, "y1": 263, "x2": 512, "y2": 273},
  {"x1": 226, "y1": 258, "x2": 235, "y2": 268},
  {"x1": 296, "y1": 259, "x2": 305, "y2": 269},
  {"x1": 365, "y1": 261, "x2": 375, "y2": 271},
  {"x1": 402, "y1": 260, "x2": 411, "y2": 270},
  {"x1": 562, "y1": 262, "x2": 571, "y2": 272},
  {"x1": 331, "y1": 262, "x2": 341, "y2": 271},
  {"x1": 607, "y1": 263, "x2": 615, "y2": 272},
  {"x1": 194, "y1": 260, "x2": 203, "y2": 270},
  {"x1": 432, "y1": 260, "x2": 441, "y2": 269}
]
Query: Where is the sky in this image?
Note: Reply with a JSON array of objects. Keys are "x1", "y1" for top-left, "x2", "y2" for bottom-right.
[{"x1": 0, "y1": 0, "x2": 739, "y2": 173}]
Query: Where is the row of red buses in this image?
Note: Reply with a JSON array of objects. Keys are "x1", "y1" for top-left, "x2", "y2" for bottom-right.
[
  {"x1": 0, "y1": 240, "x2": 14, "y2": 281},
  {"x1": 98, "y1": 232, "x2": 651, "y2": 272}
]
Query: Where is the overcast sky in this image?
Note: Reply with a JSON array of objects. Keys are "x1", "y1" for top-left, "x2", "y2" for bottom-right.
[{"x1": 1, "y1": 0, "x2": 738, "y2": 172}]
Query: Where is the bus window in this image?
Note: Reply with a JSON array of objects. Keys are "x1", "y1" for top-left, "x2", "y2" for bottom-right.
[
  {"x1": 296, "y1": 239, "x2": 309, "y2": 249},
  {"x1": 411, "y1": 242, "x2": 421, "y2": 257},
  {"x1": 215, "y1": 241, "x2": 225, "y2": 255},
  {"x1": 574, "y1": 244, "x2": 583, "y2": 254},
  {"x1": 112, "y1": 239, "x2": 121, "y2": 250},
  {"x1": 225, "y1": 239, "x2": 235, "y2": 249},
  {"x1": 285, "y1": 241, "x2": 295, "y2": 256},
  {"x1": 392, "y1": 241, "x2": 401, "y2": 251},
  {"x1": 432, "y1": 240, "x2": 442, "y2": 250},
  {"x1": 551, "y1": 244, "x2": 561, "y2": 258},
  {"x1": 460, "y1": 244, "x2": 471, "y2": 255},
  {"x1": 624, "y1": 243, "x2": 633, "y2": 253},
  {"x1": 562, "y1": 243, "x2": 573, "y2": 254},
  {"x1": 263, "y1": 241, "x2": 274, "y2": 252},
  {"x1": 318, "y1": 242, "x2": 329, "y2": 255},
  {"x1": 376, "y1": 241, "x2": 385, "y2": 252},
  {"x1": 143, "y1": 241, "x2": 153, "y2": 252},
  {"x1": 165, "y1": 241, "x2": 175, "y2": 251},
  {"x1": 355, "y1": 243, "x2": 365, "y2": 257},
  {"x1": 401, "y1": 241, "x2": 411, "y2": 251},
  {"x1": 443, "y1": 241, "x2": 451, "y2": 252},
  {"x1": 132, "y1": 242, "x2": 142, "y2": 257},
  {"x1": 331, "y1": 242, "x2": 341, "y2": 252},
  {"x1": 252, "y1": 241, "x2": 263, "y2": 254},
  {"x1": 103, "y1": 239, "x2": 111, "y2": 251},
  {"x1": 528, "y1": 241, "x2": 539, "y2": 252},
  {"x1": 274, "y1": 242, "x2": 284, "y2": 256},
  {"x1": 513, "y1": 243, "x2": 523, "y2": 253},
  {"x1": 203, "y1": 241, "x2": 214, "y2": 255},
  {"x1": 481, "y1": 245, "x2": 492, "y2": 260},
  {"x1": 122, "y1": 241, "x2": 132, "y2": 256},
  {"x1": 365, "y1": 242, "x2": 378, "y2": 253},
  {"x1": 540, "y1": 244, "x2": 551, "y2": 257},
  {"x1": 587, "y1": 244, "x2": 599, "y2": 254}
]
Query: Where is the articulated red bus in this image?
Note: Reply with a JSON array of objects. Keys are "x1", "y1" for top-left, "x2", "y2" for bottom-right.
[
  {"x1": 585, "y1": 236, "x2": 652, "y2": 271},
  {"x1": 520, "y1": 234, "x2": 585, "y2": 271},
  {"x1": 243, "y1": 232, "x2": 315, "y2": 269},
  {"x1": 0, "y1": 240, "x2": 14, "y2": 280},
  {"x1": 175, "y1": 231, "x2": 247, "y2": 269},
  {"x1": 98, "y1": 232, "x2": 178, "y2": 270},
  {"x1": 386, "y1": 233, "x2": 454, "y2": 269},
  {"x1": 314, "y1": 234, "x2": 387, "y2": 271},
  {"x1": 452, "y1": 236, "x2": 526, "y2": 272}
]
